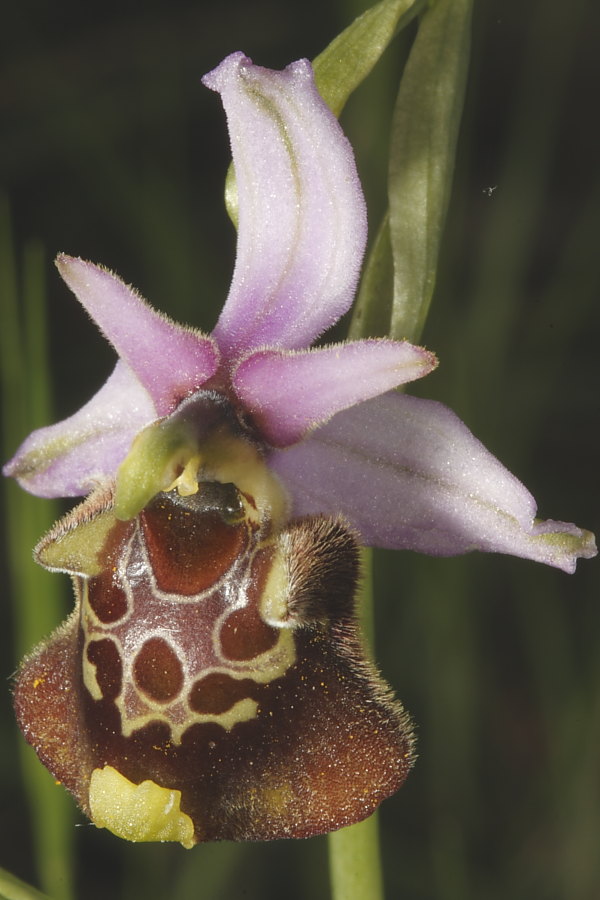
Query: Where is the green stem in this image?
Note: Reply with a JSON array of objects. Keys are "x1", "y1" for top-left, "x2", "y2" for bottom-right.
[
  {"x1": 328, "y1": 549, "x2": 384, "y2": 900},
  {"x1": 389, "y1": 0, "x2": 473, "y2": 343},
  {"x1": 328, "y1": 812, "x2": 385, "y2": 900}
]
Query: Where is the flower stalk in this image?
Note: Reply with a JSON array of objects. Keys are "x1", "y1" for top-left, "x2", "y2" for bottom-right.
[{"x1": 328, "y1": 548, "x2": 385, "y2": 900}]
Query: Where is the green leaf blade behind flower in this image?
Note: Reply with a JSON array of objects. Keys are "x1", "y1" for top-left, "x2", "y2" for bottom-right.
[
  {"x1": 313, "y1": 0, "x2": 425, "y2": 117},
  {"x1": 348, "y1": 212, "x2": 394, "y2": 340},
  {"x1": 388, "y1": 0, "x2": 474, "y2": 343}
]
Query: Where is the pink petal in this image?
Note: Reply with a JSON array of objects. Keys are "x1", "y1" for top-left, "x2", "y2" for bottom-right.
[
  {"x1": 269, "y1": 392, "x2": 597, "y2": 573},
  {"x1": 233, "y1": 340, "x2": 437, "y2": 446},
  {"x1": 3, "y1": 361, "x2": 156, "y2": 497},
  {"x1": 203, "y1": 53, "x2": 367, "y2": 358},
  {"x1": 56, "y1": 255, "x2": 220, "y2": 415}
]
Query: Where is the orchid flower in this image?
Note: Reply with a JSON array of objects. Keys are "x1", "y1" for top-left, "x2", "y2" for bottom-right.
[
  {"x1": 5, "y1": 53, "x2": 595, "y2": 572},
  {"x1": 5, "y1": 53, "x2": 595, "y2": 848}
]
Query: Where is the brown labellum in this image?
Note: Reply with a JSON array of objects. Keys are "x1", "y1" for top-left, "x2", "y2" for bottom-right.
[{"x1": 14, "y1": 480, "x2": 415, "y2": 845}]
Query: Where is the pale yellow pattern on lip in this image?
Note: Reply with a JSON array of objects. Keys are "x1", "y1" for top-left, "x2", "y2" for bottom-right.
[{"x1": 115, "y1": 694, "x2": 259, "y2": 743}]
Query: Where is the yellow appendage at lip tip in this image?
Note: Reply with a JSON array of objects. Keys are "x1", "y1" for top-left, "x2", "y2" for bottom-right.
[{"x1": 89, "y1": 766, "x2": 195, "y2": 848}]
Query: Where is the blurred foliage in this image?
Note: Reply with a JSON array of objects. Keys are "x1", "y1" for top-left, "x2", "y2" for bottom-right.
[{"x1": 1, "y1": 1, "x2": 599, "y2": 899}]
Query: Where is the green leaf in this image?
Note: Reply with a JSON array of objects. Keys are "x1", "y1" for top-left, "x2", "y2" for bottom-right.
[
  {"x1": 348, "y1": 212, "x2": 394, "y2": 340},
  {"x1": 0, "y1": 867, "x2": 53, "y2": 900},
  {"x1": 388, "y1": 0, "x2": 474, "y2": 342},
  {"x1": 313, "y1": 0, "x2": 426, "y2": 117}
]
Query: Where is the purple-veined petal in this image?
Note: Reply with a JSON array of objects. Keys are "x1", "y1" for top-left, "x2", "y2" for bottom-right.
[
  {"x1": 3, "y1": 361, "x2": 156, "y2": 498},
  {"x1": 56, "y1": 255, "x2": 220, "y2": 415},
  {"x1": 233, "y1": 340, "x2": 437, "y2": 446},
  {"x1": 269, "y1": 392, "x2": 597, "y2": 573},
  {"x1": 203, "y1": 52, "x2": 367, "y2": 358}
]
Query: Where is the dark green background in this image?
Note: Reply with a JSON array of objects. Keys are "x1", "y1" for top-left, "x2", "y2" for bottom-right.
[{"x1": 1, "y1": 1, "x2": 598, "y2": 898}]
